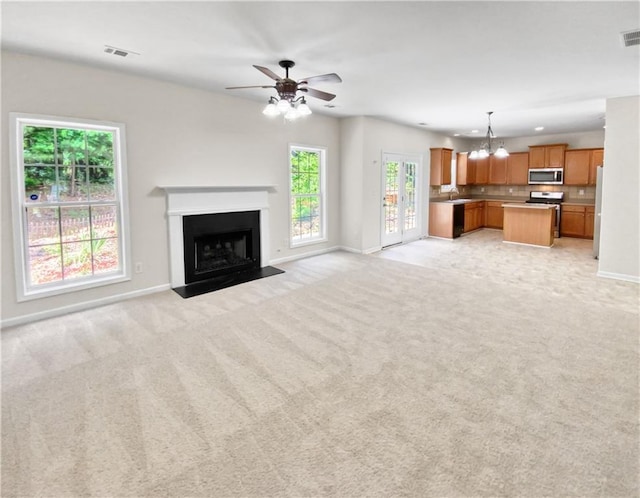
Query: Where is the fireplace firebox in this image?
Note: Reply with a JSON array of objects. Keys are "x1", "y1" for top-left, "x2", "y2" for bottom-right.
[{"x1": 183, "y1": 211, "x2": 260, "y2": 285}]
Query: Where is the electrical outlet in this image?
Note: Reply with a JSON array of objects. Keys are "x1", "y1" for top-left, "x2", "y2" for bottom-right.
[
  {"x1": 481, "y1": 187, "x2": 485, "y2": 193},
  {"x1": 509, "y1": 188, "x2": 513, "y2": 194},
  {"x1": 579, "y1": 189, "x2": 585, "y2": 196},
  {"x1": 135, "y1": 262, "x2": 143, "y2": 274}
]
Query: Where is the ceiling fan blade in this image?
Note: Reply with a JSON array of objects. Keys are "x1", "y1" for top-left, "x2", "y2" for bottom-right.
[
  {"x1": 225, "y1": 85, "x2": 275, "y2": 90},
  {"x1": 301, "y1": 87, "x2": 337, "y2": 101},
  {"x1": 299, "y1": 73, "x2": 342, "y2": 85},
  {"x1": 253, "y1": 65, "x2": 281, "y2": 81}
]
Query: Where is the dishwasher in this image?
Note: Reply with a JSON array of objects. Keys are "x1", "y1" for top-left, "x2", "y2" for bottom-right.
[{"x1": 453, "y1": 204, "x2": 464, "y2": 238}]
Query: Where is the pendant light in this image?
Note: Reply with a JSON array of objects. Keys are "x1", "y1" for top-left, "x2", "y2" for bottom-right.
[{"x1": 471, "y1": 112, "x2": 509, "y2": 158}]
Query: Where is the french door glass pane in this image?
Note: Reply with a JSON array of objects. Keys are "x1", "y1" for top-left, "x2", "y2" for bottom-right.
[
  {"x1": 385, "y1": 161, "x2": 399, "y2": 235},
  {"x1": 404, "y1": 162, "x2": 417, "y2": 231}
]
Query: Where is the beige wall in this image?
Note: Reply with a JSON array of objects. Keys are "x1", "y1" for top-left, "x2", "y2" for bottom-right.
[
  {"x1": 1, "y1": 51, "x2": 342, "y2": 324},
  {"x1": 340, "y1": 117, "x2": 468, "y2": 253},
  {"x1": 598, "y1": 95, "x2": 640, "y2": 281}
]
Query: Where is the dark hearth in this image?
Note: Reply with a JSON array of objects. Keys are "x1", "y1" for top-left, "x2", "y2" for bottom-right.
[{"x1": 176, "y1": 210, "x2": 283, "y2": 298}]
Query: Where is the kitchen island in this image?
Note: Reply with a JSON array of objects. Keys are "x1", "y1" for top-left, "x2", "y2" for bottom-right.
[{"x1": 502, "y1": 203, "x2": 555, "y2": 247}]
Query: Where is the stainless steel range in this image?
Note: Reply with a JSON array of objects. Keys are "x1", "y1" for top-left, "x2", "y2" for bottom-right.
[{"x1": 526, "y1": 191, "x2": 564, "y2": 237}]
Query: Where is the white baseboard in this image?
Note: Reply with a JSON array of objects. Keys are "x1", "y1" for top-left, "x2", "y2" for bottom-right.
[
  {"x1": 336, "y1": 245, "x2": 362, "y2": 254},
  {"x1": 362, "y1": 246, "x2": 382, "y2": 254},
  {"x1": 596, "y1": 270, "x2": 640, "y2": 283},
  {"x1": 269, "y1": 245, "x2": 341, "y2": 265},
  {"x1": 1, "y1": 284, "x2": 171, "y2": 329}
]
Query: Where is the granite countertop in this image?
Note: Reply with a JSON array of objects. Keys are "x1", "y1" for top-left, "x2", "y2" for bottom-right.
[
  {"x1": 561, "y1": 201, "x2": 596, "y2": 206},
  {"x1": 502, "y1": 203, "x2": 555, "y2": 209}
]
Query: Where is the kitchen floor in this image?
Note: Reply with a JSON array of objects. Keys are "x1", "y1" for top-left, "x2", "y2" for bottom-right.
[{"x1": 374, "y1": 229, "x2": 638, "y2": 314}]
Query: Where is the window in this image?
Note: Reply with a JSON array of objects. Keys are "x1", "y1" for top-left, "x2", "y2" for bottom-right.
[
  {"x1": 289, "y1": 145, "x2": 326, "y2": 246},
  {"x1": 10, "y1": 113, "x2": 130, "y2": 301}
]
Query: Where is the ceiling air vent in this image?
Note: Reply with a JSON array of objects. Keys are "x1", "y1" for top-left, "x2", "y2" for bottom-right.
[
  {"x1": 103, "y1": 45, "x2": 139, "y2": 57},
  {"x1": 621, "y1": 29, "x2": 640, "y2": 47}
]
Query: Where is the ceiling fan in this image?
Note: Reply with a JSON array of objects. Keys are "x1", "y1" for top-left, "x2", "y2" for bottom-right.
[{"x1": 226, "y1": 60, "x2": 342, "y2": 119}]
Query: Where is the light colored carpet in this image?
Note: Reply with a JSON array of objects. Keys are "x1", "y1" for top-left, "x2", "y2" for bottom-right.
[{"x1": 2, "y1": 231, "x2": 639, "y2": 496}]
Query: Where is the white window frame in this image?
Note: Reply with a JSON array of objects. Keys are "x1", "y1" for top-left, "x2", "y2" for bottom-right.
[
  {"x1": 9, "y1": 112, "x2": 131, "y2": 301},
  {"x1": 288, "y1": 144, "x2": 327, "y2": 248}
]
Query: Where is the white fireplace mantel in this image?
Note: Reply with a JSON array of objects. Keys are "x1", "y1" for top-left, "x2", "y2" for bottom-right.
[{"x1": 158, "y1": 185, "x2": 276, "y2": 288}]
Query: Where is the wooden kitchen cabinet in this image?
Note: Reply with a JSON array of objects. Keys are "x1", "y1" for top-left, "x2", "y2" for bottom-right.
[
  {"x1": 564, "y1": 149, "x2": 591, "y2": 185},
  {"x1": 485, "y1": 201, "x2": 505, "y2": 229},
  {"x1": 456, "y1": 152, "x2": 475, "y2": 185},
  {"x1": 589, "y1": 148, "x2": 604, "y2": 185},
  {"x1": 473, "y1": 156, "x2": 489, "y2": 184},
  {"x1": 489, "y1": 155, "x2": 507, "y2": 184},
  {"x1": 430, "y1": 148, "x2": 453, "y2": 186},
  {"x1": 559, "y1": 148, "x2": 604, "y2": 186},
  {"x1": 506, "y1": 152, "x2": 529, "y2": 185},
  {"x1": 560, "y1": 204, "x2": 594, "y2": 239},
  {"x1": 464, "y1": 201, "x2": 485, "y2": 232},
  {"x1": 584, "y1": 206, "x2": 595, "y2": 239},
  {"x1": 429, "y1": 202, "x2": 453, "y2": 238},
  {"x1": 528, "y1": 144, "x2": 568, "y2": 168}
]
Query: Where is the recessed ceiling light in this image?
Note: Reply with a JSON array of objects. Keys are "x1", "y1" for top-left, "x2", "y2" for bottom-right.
[
  {"x1": 471, "y1": 130, "x2": 479, "y2": 133},
  {"x1": 535, "y1": 126, "x2": 544, "y2": 131},
  {"x1": 453, "y1": 133, "x2": 460, "y2": 137},
  {"x1": 324, "y1": 104, "x2": 336, "y2": 108},
  {"x1": 418, "y1": 122, "x2": 428, "y2": 126}
]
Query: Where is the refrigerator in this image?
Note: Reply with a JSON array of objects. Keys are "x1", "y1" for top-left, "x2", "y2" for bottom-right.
[{"x1": 593, "y1": 166, "x2": 603, "y2": 259}]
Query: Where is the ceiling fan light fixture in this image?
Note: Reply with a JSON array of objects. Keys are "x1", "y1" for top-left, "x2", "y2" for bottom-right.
[
  {"x1": 262, "y1": 97, "x2": 279, "y2": 116},
  {"x1": 284, "y1": 107, "x2": 299, "y2": 121},
  {"x1": 297, "y1": 98, "x2": 312, "y2": 116},
  {"x1": 277, "y1": 99, "x2": 291, "y2": 113}
]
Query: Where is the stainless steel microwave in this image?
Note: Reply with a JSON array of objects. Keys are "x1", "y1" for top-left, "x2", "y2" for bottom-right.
[{"x1": 528, "y1": 168, "x2": 563, "y2": 185}]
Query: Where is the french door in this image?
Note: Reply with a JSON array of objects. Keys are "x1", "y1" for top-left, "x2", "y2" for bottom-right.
[{"x1": 381, "y1": 153, "x2": 421, "y2": 247}]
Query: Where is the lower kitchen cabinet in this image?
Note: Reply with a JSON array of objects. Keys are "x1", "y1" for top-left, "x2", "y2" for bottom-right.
[
  {"x1": 584, "y1": 206, "x2": 595, "y2": 238},
  {"x1": 485, "y1": 201, "x2": 504, "y2": 229},
  {"x1": 464, "y1": 201, "x2": 485, "y2": 232},
  {"x1": 560, "y1": 205, "x2": 594, "y2": 239}
]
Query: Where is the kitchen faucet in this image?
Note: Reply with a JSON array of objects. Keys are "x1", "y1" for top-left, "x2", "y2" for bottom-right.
[{"x1": 449, "y1": 187, "x2": 459, "y2": 200}]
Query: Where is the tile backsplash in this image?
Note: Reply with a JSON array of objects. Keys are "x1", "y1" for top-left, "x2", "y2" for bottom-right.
[{"x1": 431, "y1": 184, "x2": 595, "y2": 202}]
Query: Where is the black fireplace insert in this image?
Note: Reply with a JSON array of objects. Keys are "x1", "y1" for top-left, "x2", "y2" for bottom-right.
[{"x1": 183, "y1": 210, "x2": 261, "y2": 285}]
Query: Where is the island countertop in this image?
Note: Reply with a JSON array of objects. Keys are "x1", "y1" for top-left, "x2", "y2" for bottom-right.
[{"x1": 502, "y1": 203, "x2": 555, "y2": 210}]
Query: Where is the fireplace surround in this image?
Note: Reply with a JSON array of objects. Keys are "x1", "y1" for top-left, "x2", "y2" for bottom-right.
[{"x1": 159, "y1": 185, "x2": 281, "y2": 294}]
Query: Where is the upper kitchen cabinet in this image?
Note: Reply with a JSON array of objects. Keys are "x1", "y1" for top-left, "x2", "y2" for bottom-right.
[
  {"x1": 589, "y1": 148, "x2": 604, "y2": 185},
  {"x1": 528, "y1": 143, "x2": 568, "y2": 168},
  {"x1": 472, "y1": 156, "x2": 489, "y2": 184},
  {"x1": 564, "y1": 148, "x2": 604, "y2": 186},
  {"x1": 456, "y1": 152, "x2": 475, "y2": 185},
  {"x1": 488, "y1": 155, "x2": 507, "y2": 184},
  {"x1": 430, "y1": 148, "x2": 453, "y2": 186},
  {"x1": 506, "y1": 152, "x2": 529, "y2": 185}
]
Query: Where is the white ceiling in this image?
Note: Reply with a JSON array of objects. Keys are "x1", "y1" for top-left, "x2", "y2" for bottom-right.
[{"x1": 2, "y1": 1, "x2": 639, "y2": 138}]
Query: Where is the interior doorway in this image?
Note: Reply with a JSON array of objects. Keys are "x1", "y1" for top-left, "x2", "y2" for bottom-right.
[{"x1": 381, "y1": 153, "x2": 421, "y2": 247}]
